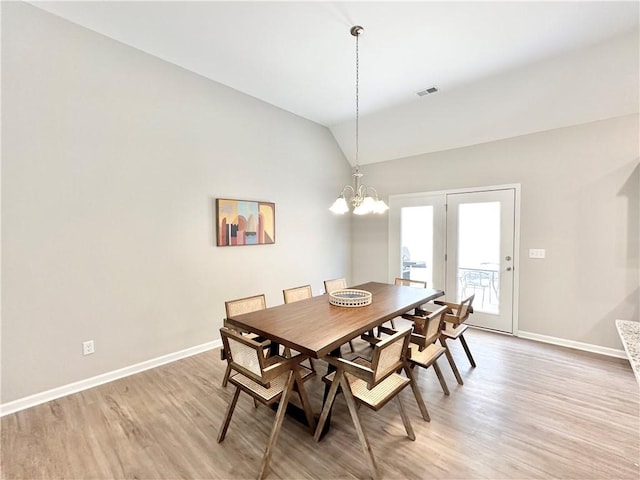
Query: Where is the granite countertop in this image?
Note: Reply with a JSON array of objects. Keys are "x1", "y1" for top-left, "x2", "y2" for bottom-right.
[{"x1": 616, "y1": 319, "x2": 640, "y2": 383}]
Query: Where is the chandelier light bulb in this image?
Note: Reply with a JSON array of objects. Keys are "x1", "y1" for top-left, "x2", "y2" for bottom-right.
[{"x1": 329, "y1": 196, "x2": 349, "y2": 214}]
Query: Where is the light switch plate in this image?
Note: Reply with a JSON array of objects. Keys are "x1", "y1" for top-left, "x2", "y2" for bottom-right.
[{"x1": 529, "y1": 248, "x2": 546, "y2": 259}]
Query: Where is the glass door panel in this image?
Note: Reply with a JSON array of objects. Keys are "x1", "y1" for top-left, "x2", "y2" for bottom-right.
[
  {"x1": 388, "y1": 193, "x2": 445, "y2": 290},
  {"x1": 446, "y1": 189, "x2": 515, "y2": 333},
  {"x1": 456, "y1": 201, "x2": 500, "y2": 313},
  {"x1": 400, "y1": 206, "x2": 433, "y2": 285}
]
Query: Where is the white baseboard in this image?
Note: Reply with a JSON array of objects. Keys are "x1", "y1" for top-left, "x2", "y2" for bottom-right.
[
  {"x1": 0, "y1": 339, "x2": 222, "y2": 417},
  {"x1": 517, "y1": 330, "x2": 627, "y2": 359}
]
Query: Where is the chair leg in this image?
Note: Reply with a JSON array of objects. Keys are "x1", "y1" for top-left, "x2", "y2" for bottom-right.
[
  {"x1": 217, "y1": 387, "x2": 240, "y2": 443},
  {"x1": 432, "y1": 360, "x2": 450, "y2": 395},
  {"x1": 222, "y1": 363, "x2": 232, "y2": 388},
  {"x1": 440, "y1": 337, "x2": 464, "y2": 385},
  {"x1": 314, "y1": 370, "x2": 343, "y2": 442},
  {"x1": 396, "y1": 396, "x2": 415, "y2": 441},
  {"x1": 389, "y1": 318, "x2": 396, "y2": 329},
  {"x1": 293, "y1": 368, "x2": 316, "y2": 434},
  {"x1": 459, "y1": 334, "x2": 476, "y2": 368},
  {"x1": 340, "y1": 376, "x2": 380, "y2": 480},
  {"x1": 403, "y1": 365, "x2": 430, "y2": 422},
  {"x1": 348, "y1": 340, "x2": 355, "y2": 352},
  {"x1": 258, "y1": 371, "x2": 295, "y2": 480}
]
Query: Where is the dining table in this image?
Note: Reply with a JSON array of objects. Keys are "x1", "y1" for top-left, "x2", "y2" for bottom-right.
[{"x1": 225, "y1": 281, "x2": 445, "y2": 436}]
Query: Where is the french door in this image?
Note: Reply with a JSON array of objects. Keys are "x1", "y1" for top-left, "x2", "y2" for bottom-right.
[
  {"x1": 389, "y1": 186, "x2": 518, "y2": 334},
  {"x1": 445, "y1": 189, "x2": 515, "y2": 332}
]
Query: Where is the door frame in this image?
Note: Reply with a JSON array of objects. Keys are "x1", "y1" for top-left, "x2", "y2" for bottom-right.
[{"x1": 388, "y1": 183, "x2": 521, "y2": 336}]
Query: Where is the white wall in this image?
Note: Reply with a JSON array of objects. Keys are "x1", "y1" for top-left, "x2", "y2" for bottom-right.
[
  {"x1": 1, "y1": 2, "x2": 351, "y2": 404},
  {"x1": 351, "y1": 115, "x2": 639, "y2": 350},
  {"x1": 331, "y1": 29, "x2": 639, "y2": 165}
]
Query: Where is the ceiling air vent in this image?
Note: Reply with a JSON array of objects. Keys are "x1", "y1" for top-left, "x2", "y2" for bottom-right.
[{"x1": 416, "y1": 86, "x2": 439, "y2": 97}]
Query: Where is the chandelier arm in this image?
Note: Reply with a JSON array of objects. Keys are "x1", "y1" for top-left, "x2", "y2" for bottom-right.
[
  {"x1": 361, "y1": 185, "x2": 381, "y2": 200},
  {"x1": 341, "y1": 184, "x2": 356, "y2": 197}
]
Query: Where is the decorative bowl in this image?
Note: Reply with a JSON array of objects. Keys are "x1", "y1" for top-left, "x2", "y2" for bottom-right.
[{"x1": 329, "y1": 289, "x2": 372, "y2": 308}]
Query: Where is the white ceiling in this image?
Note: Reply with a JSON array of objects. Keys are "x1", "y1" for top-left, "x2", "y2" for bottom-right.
[{"x1": 30, "y1": 1, "x2": 640, "y2": 164}]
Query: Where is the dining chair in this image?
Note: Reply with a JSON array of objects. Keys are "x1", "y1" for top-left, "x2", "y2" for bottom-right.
[
  {"x1": 282, "y1": 284, "x2": 313, "y2": 304},
  {"x1": 394, "y1": 277, "x2": 427, "y2": 289},
  {"x1": 392, "y1": 277, "x2": 428, "y2": 328},
  {"x1": 401, "y1": 305, "x2": 451, "y2": 395},
  {"x1": 218, "y1": 327, "x2": 315, "y2": 480},
  {"x1": 359, "y1": 277, "x2": 429, "y2": 345},
  {"x1": 225, "y1": 293, "x2": 267, "y2": 322},
  {"x1": 282, "y1": 285, "x2": 316, "y2": 372},
  {"x1": 324, "y1": 277, "x2": 347, "y2": 294},
  {"x1": 313, "y1": 327, "x2": 427, "y2": 480},
  {"x1": 323, "y1": 278, "x2": 355, "y2": 352},
  {"x1": 221, "y1": 294, "x2": 269, "y2": 387},
  {"x1": 434, "y1": 294, "x2": 476, "y2": 369}
]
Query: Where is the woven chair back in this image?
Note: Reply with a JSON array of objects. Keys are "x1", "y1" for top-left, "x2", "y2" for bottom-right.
[
  {"x1": 458, "y1": 294, "x2": 475, "y2": 323},
  {"x1": 369, "y1": 328, "x2": 411, "y2": 387},
  {"x1": 225, "y1": 294, "x2": 266, "y2": 318},
  {"x1": 394, "y1": 278, "x2": 427, "y2": 289},
  {"x1": 283, "y1": 285, "x2": 312, "y2": 304},
  {"x1": 219, "y1": 327, "x2": 268, "y2": 384},
  {"x1": 423, "y1": 305, "x2": 448, "y2": 345},
  {"x1": 324, "y1": 278, "x2": 347, "y2": 294}
]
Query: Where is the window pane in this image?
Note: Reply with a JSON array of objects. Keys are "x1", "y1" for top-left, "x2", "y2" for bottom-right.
[
  {"x1": 401, "y1": 206, "x2": 433, "y2": 286},
  {"x1": 457, "y1": 202, "x2": 500, "y2": 313}
]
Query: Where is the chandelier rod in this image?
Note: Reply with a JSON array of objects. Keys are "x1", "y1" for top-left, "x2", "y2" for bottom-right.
[{"x1": 354, "y1": 26, "x2": 360, "y2": 170}]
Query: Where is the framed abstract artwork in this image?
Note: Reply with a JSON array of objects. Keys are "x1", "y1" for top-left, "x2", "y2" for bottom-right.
[{"x1": 216, "y1": 199, "x2": 275, "y2": 246}]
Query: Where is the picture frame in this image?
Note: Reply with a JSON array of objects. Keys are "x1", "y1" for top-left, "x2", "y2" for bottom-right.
[{"x1": 216, "y1": 198, "x2": 275, "y2": 246}]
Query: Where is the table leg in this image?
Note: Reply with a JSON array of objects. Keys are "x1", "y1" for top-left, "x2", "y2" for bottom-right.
[
  {"x1": 268, "y1": 341, "x2": 280, "y2": 357},
  {"x1": 317, "y1": 347, "x2": 342, "y2": 440}
]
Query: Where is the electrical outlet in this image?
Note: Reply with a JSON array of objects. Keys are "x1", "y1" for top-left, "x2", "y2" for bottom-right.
[
  {"x1": 83, "y1": 340, "x2": 95, "y2": 356},
  {"x1": 529, "y1": 248, "x2": 546, "y2": 259}
]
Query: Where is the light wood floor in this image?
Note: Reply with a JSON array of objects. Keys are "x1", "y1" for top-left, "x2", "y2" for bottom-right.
[{"x1": 2, "y1": 328, "x2": 639, "y2": 479}]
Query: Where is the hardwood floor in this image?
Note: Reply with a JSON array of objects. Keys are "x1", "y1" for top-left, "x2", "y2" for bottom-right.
[{"x1": 2, "y1": 328, "x2": 639, "y2": 479}]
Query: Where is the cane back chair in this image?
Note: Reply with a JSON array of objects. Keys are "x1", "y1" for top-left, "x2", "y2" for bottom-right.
[
  {"x1": 435, "y1": 293, "x2": 476, "y2": 369},
  {"x1": 323, "y1": 277, "x2": 347, "y2": 295},
  {"x1": 401, "y1": 304, "x2": 451, "y2": 395},
  {"x1": 410, "y1": 294, "x2": 475, "y2": 385},
  {"x1": 391, "y1": 277, "x2": 428, "y2": 328},
  {"x1": 218, "y1": 327, "x2": 315, "y2": 480},
  {"x1": 221, "y1": 294, "x2": 269, "y2": 387},
  {"x1": 323, "y1": 278, "x2": 355, "y2": 352},
  {"x1": 314, "y1": 327, "x2": 427, "y2": 480},
  {"x1": 282, "y1": 284, "x2": 313, "y2": 304},
  {"x1": 282, "y1": 285, "x2": 316, "y2": 372}
]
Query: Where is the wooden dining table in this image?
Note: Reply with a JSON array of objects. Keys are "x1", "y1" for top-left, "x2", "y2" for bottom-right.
[
  {"x1": 225, "y1": 281, "x2": 445, "y2": 360},
  {"x1": 225, "y1": 281, "x2": 445, "y2": 436}
]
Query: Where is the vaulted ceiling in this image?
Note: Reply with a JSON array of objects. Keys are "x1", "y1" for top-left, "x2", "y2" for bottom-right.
[{"x1": 30, "y1": 1, "x2": 640, "y2": 165}]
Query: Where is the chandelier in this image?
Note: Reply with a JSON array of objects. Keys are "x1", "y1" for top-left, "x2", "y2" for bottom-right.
[{"x1": 329, "y1": 26, "x2": 389, "y2": 216}]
